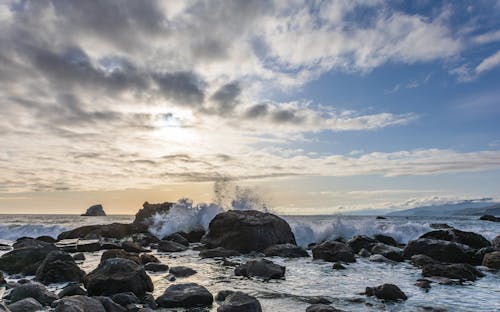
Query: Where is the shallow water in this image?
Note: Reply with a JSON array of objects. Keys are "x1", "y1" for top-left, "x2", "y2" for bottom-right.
[{"x1": 0, "y1": 214, "x2": 499, "y2": 311}]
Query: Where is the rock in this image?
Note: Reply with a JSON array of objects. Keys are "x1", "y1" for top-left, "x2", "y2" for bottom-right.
[
  {"x1": 111, "y1": 292, "x2": 139, "y2": 307},
  {"x1": 422, "y1": 263, "x2": 484, "y2": 281},
  {"x1": 358, "y1": 248, "x2": 371, "y2": 257},
  {"x1": 165, "y1": 274, "x2": 176, "y2": 282},
  {"x1": 0, "y1": 302, "x2": 9, "y2": 312},
  {"x1": 370, "y1": 243, "x2": 403, "y2": 262},
  {"x1": 73, "y1": 253, "x2": 85, "y2": 261},
  {"x1": 263, "y1": 244, "x2": 309, "y2": 258},
  {"x1": 373, "y1": 234, "x2": 398, "y2": 247},
  {"x1": 76, "y1": 239, "x2": 101, "y2": 252},
  {"x1": 332, "y1": 262, "x2": 346, "y2": 270},
  {"x1": 202, "y1": 210, "x2": 296, "y2": 253},
  {"x1": 81, "y1": 204, "x2": 106, "y2": 216},
  {"x1": 157, "y1": 240, "x2": 187, "y2": 252},
  {"x1": 410, "y1": 254, "x2": 437, "y2": 267},
  {"x1": 58, "y1": 284, "x2": 87, "y2": 298},
  {"x1": 403, "y1": 238, "x2": 473, "y2": 264},
  {"x1": 415, "y1": 279, "x2": 432, "y2": 290},
  {"x1": 0, "y1": 271, "x2": 5, "y2": 285},
  {"x1": 101, "y1": 242, "x2": 123, "y2": 250},
  {"x1": 365, "y1": 284, "x2": 407, "y2": 301},
  {"x1": 376, "y1": 216, "x2": 386, "y2": 220},
  {"x1": 419, "y1": 228, "x2": 491, "y2": 249},
  {"x1": 217, "y1": 291, "x2": 262, "y2": 312},
  {"x1": 492, "y1": 235, "x2": 500, "y2": 249},
  {"x1": 306, "y1": 304, "x2": 345, "y2": 312},
  {"x1": 58, "y1": 223, "x2": 137, "y2": 240},
  {"x1": 156, "y1": 283, "x2": 213, "y2": 308},
  {"x1": 122, "y1": 241, "x2": 149, "y2": 253},
  {"x1": 169, "y1": 266, "x2": 197, "y2": 277},
  {"x1": 53, "y1": 295, "x2": 107, "y2": 312},
  {"x1": 140, "y1": 253, "x2": 159, "y2": 264},
  {"x1": 133, "y1": 201, "x2": 173, "y2": 231},
  {"x1": 234, "y1": 259, "x2": 285, "y2": 280},
  {"x1": 130, "y1": 233, "x2": 160, "y2": 247},
  {"x1": 199, "y1": 247, "x2": 241, "y2": 258},
  {"x1": 369, "y1": 254, "x2": 396, "y2": 264},
  {"x1": 482, "y1": 251, "x2": 500, "y2": 269},
  {"x1": 162, "y1": 233, "x2": 190, "y2": 247},
  {"x1": 101, "y1": 249, "x2": 141, "y2": 265},
  {"x1": 346, "y1": 235, "x2": 378, "y2": 253},
  {"x1": 0, "y1": 244, "x2": 57, "y2": 275},
  {"x1": 13, "y1": 237, "x2": 51, "y2": 249},
  {"x1": 180, "y1": 229, "x2": 206, "y2": 243},
  {"x1": 36, "y1": 236, "x2": 57, "y2": 243},
  {"x1": 3, "y1": 283, "x2": 58, "y2": 305},
  {"x1": 430, "y1": 223, "x2": 453, "y2": 229},
  {"x1": 7, "y1": 298, "x2": 43, "y2": 312},
  {"x1": 479, "y1": 214, "x2": 500, "y2": 222},
  {"x1": 142, "y1": 293, "x2": 157, "y2": 309},
  {"x1": 144, "y1": 263, "x2": 169, "y2": 272},
  {"x1": 84, "y1": 258, "x2": 154, "y2": 297},
  {"x1": 94, "y1": 296, "x2": 127, "y2": 312},
  {"x1": 215, "y1": 290, "x2": 235, "y2": 302},
  {"x1": 312, "y1": 241, "x2": 355, "y2": 263},
  {"x1": 35, "y1": 251, "x2": 85, "y2": 285}
]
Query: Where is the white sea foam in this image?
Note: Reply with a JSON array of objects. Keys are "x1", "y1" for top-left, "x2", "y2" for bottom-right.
[{"x1": 0, "y1": 223, "x2": 68, "y2": 241}]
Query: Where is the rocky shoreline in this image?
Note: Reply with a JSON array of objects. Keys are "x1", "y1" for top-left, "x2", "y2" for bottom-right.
[{"x1": 0, "y1": 202, "x2": 499, "y2": 311}]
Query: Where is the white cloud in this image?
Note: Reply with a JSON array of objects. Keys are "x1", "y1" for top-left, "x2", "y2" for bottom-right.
[
  {"x1": 473, "y1": 30, "x2": 500, "y2": 44},
  {"x1": 476, "y1": 50, "x2": 500, "y2": 74}
]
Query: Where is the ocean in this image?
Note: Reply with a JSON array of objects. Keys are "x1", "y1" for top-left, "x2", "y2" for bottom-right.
[{"x1": 0, "y1": 213, "x2": 498, "y2": 311}]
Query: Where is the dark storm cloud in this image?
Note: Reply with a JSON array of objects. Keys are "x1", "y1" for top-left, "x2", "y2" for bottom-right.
[
  {"x1": 272, "y1": 109, "x2": 305, "y2": 124},
  {"x1": 153, "y1": 72, "x2": 205, "y2": 106},
  {"x1": 244, "y1": 103, "x2": 269, "y2": 119},
  {"x1": 210, "y1": 81, "x2": 241, "y2": 115}
]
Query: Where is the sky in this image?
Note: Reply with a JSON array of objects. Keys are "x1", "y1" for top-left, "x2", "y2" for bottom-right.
[{"x1": 0, "y1": 0, "x2": 500, "y2": 215}]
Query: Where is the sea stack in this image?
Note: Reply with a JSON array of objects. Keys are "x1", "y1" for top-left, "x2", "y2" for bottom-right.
[{"x1": 81, "y1": 204, "x2": 106, "y2": 216}]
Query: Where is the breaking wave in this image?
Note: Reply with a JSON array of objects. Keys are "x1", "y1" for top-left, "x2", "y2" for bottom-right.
[{"x1": 0, "y1": 223, "x2": 68, "y2": 241}]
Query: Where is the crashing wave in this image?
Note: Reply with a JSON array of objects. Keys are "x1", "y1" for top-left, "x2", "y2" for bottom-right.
[{"x1": 0, "y1": 223, "x2": 68, "y2": 241}]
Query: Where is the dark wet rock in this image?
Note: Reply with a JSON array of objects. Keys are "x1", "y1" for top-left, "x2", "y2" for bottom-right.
[
  {"x1": 482, "y1": 251, "x2": 500, "y2": 269},
  {"x1": 416, "y1": 306, "x2": 447, "y2": 312},
  {"x1": 144, "y1": 262, "x2": 169, "y2": 272},
  {"x1": 94, "y1": 296, "x2": 127, "y2": 312},
  {"x1": 3, "y1": 283, "x2": 58, "y2": 305},
  {"x1": 142, "y1": 293, "x2": 157, "y2": 309},
  {"x1": 419, "y1": 228, "x2": 491, "y2": 250},
  {"x1": 263, "y1": 243, "x2": 309, "y2": 258},
  {"x1": 7, "y1": 297, "x2": 43, "y2": 312},
  {"x1": 411, "y1": 254, "x2": 437, "y2": 267},
  {"x1": 492, "y1": 235, "x2": 500, "y2": 249},
  {"x1": 169, "y1": 266, "x2": 197, "y2": 277},
  {"x1": 156, "y1": 283, "x2": 213, "y2": 308},
  {"x1": 165, "y1": 274, "x2": 176, "y2": 282},
  {"x1": 180, "y1": 229, "x2": 206, "y2": 243},
  {"x1": 36, "y1": 235, "x2": 57, "y2": 243},
  {"x1": 58, "y1": 223, "x2": 137, "y2": 240},
  {"x1": 111, "y1": 292, "x2": 139, "y2": 307},
  {"x1": 140, "y1": 253, "x2": 159, "y2": 264},
  {"x1": 373, "y1": 234, "x2": 398, "y2": 247},
  {"x1": 215, "y1": 290, "x2": 235, "y2": 302},
  {"x1": 306, "y1": 304, "x2": 345, "y2": 312},
  {"x1": 101, "y1": 249, "x2": 141, "y2": 265},
  {"x1": 0, "y1": 243, "x2": 11, "y2": 251},
  {"x1": 0, "y1": 244, "x2": 57, "y2": 275},
  {"x1": 475, "y1": 246, "x2": 495, "y2": 263},
  {"x1": 358, "y1": 248, "x2": 371, "y2": 257},
  {"x1": 370, "y1": 243, "x2": 403, "y2": 262},
  {"x1": 72, "y1": 239, "x2": 101, "y2": 252},
  {"x1": 122, "y1": 241, "x2": 149, "y2": 253},
  {"x1": 58, "y1": 283, "x2": 87, "y2": 298},
  {"x1": 332, "y1": 262, "x2": 346, "y2": 270},
  {"x1": 422, "y1": 263, "x2": 484, "y2": 281},
  {"x1": 130, "y1": 233, "x2": 160, "y2": 247},
  {"x1": 312, "y1": 241, "x2": 356, "y2": 263},
  {"x1": 12, "y1": 237, "x2": 51, "y2": 249},
  {"x1": 415, "y1": 279, "x2": 432, "y2": 290},
  {"x1": 73, "y1": 253, "x2": 85, "y2": 261},
  {"x1": 365, "y1": 283, "x2": 407, "y2": 301},
  {"x1": 101, "y1": 242, "x2": 123, "y2": 250},
  {"x1": 221, "y1": 258, "x2": 240, "y2": 267},
  {"x1": 199, "y1": 247, "x2": 241, "y2": 258},
  {"x1": 369, "y1": 254, "x2": 396, "y2": 264},
  {"x1": 53, "y1": 295, "x2": 107, "y2": 312},
  {"x1": 0, "y1": 271, "x2": 5, "y2": 285},
  {"x1": 234, "y1": 259, "x2": 285, "y2": 280},
  {"x1": 479, "y1": 214, "x2": 500, "y2": 222},
  {"x1": 202, "y1": 210, "x2": 296, "y2": 253},
  {"x1": 403, "y1": 238, "x2": 473, "y2": 264},
  {"x1": 217, "y1": 291, "x2": 262, "y2": 312},
  {"x1": 133, "y1": 201, "x2": 173, "y2": 231},
  {"x1": 162, "y1": 233, "x2": 190, "y2": 247},
  {"x1": 35, "y1": 251, "x2": 85, "y2": 284},
  {"x1": 158, "y1": 240, "x2": 187, "y2": 252},
  {"x1": 81, "y1": 204, "x2": 106, "y2": 216},
  {"x1": 346, "y1": 235, "x2": 378, "y2": 253},
  {"x1": 84, "y1": 258, "x2": 154, "y2": 297},
  {"x1": 430, "y1": 223, "x2": 453, "y2": 229},
  {"x1": 376, "y1": 216, "x2": 386, "y2": 220}
]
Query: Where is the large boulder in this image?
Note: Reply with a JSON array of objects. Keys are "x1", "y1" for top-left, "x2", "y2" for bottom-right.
[
  {"x1": 53, "y1": 295, "x2": 107, "y2": 312},
  {"x1": 35, "y1": 251, "x2": 85, "y2": 284},
  {"x1": 81, "y1": 204, "x2": 106, "y2": 216},
  {"x1": 0, "y1": 244, "x2": 57, "y2": 275},
  {"x1": 7, "y1": 298, "x2": 43, "y2": 312},
  {"x1": 202, "y1": 210, "x2": 296, "y2": 253},
  {"x1": 13, "y1": 237, "x2": 51, "y2": 249},
  {"x1": 403, "y1": 239, "x2": 473, "y2": 264},
  {"x1": 263, "y1": 244, "x2": 309, "y2": 258},
  {"x1": 370, "y1": 243, "x2": 403, "y2": 262},
  {"x1": 133, "y1": 201, "x2": 173, "y2": 231},
  {"x1": 162, "y1": 233, "x2": 190, "y2": 247},
  {"x1": 199, "y1": 247, "x2": 241, "y2": 258},
  {"x1": 169, "y1": 266, "x2": 197, "y2": 277},
  {"x1": 234, "y1": 259, "x2": 285, "y2": 280},
  {"x1": 157, "y1": 240, "x2": 187, "y2": 252},
  {"x1": 419, "y1": 229, "x2": 491, "y2": 249},
  {"x1": 3, "y1": 283, "x2": 58, "y2": 305},
  {"x1": 422, "y1": 263, "x2": 484, "y2": 281},
  {"x1": 312, "y1": 241, "x2": 355, "y2": 263},
  {"x1": 84, "y1": 258, "x2": 153, "y2": 297},
  {"x1": 100, "y1": 249, "x2": 141, "y2": 265},
  {"x1": 347, "y1": 235, "x2": 378, "y2": 253},
  {"x1": 482, "y1": 251, "x2": 500, "y2": 269},
  {"x1": 365, "y1": 284, "x2": 407, "y2": 301},
  {"x1": 479, "y1": 215, "x2": 500, "y2": 222},
  {"x1": 58, "y1": 284, "x2": 87, "y2": 298},
  {"x1": 58, "y1": 223, "x2": 137, "y2": 240},
  {"x1": 217, "y1": 292, "x2": 262, "y2": 312},
  {"x1": 156, "y1": 283, "x2": 213, "y2": 308},
  {"x1": 373, "y1": 234, "x2": 399, "y2": 247}
]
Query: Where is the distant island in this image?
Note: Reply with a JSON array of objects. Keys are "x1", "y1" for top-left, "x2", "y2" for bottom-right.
[{"x1": 81, "y1": 204, "x2": 106, "y2": 217}]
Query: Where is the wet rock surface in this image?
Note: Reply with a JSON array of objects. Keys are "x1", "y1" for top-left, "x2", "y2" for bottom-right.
[
  {"x1": 156, "y1": 283, "x2": 213, "y2": 308},
  {"x1": 312, "y1": 241, "x2": 356, "y2": 263},
  {"x1": 234, "y1": 259, "x2": 286, "y2": 280}
]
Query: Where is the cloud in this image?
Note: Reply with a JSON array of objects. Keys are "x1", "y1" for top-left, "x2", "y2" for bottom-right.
[
  {"x1": 475, "y1": 50, "x2": 500, "y2": 74},
  {"x1": 473, "y1": 30, "x2": 500, "y2": 44}
]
